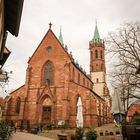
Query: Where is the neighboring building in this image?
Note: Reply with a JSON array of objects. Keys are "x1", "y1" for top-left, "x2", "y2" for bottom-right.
[
  {"x1": 127, "y1": 102, "x2": 140, "y2": 122},
  {"x1": 0, "y1": 97, "x2": 5, "y2": 121},
  {"x1": 3, "y1": 23, "x2": 112, "y2": 128},
  {"x1": 0, "y1": 0, "x2": 24, "y2": 68},
  {"x1": 0, "y1": 97, "x2": 5, "y2": 107}
]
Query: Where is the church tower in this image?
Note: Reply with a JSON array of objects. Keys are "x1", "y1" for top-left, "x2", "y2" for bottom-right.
[{"x1": 89, "y1": 23, "x2": 106, "y2": 98}]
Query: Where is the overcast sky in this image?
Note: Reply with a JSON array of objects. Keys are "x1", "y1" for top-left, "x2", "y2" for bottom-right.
[{"x1": 1, "y1": 0, "x2": 140, "y2": 97}]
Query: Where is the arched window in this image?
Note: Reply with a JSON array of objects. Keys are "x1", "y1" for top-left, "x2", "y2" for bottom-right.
[
  {"x1": 83, "y1": 78, "x2": 85, "y2": 86},
  {"x1": 72, "y1": 68, "x2": 75, "y2": 81},
  {"x1": 100, "y1": 50, "x2": 103, "y2": 59},
  {"x1": 16, "y1": 97, "x2": 21, "y2": 114},
  {"x1": 87, "y1": 81, "x2": 89, "y2": 88},
  {"x1": 76, "y1": 96, "x2": 79, "y2": 113},
  {"x1": 95, "y1": 50, "x2": 98, "y2": 59},
  {"x1": 44, "y1": 61, "x2": 54, "y2": 85},
  {"x1": 78, "y1": 73, "x2": 80, "y2": 84},
  {"x1": 101, "y1": 64, "x2": 104, "y2": 70},
  {"x1": 96, "y1": 64, "x2": 98, "y2": 71},
  {"x1": 91, "y1": 51, "x2": 93, "y2": 60},
  {"x1": 96, "y1": 78, "x2": 99, "y2": 83}
]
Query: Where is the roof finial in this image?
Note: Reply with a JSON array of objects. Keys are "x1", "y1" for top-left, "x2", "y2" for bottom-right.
[
  {"x1": 49, "y1": 22, "x2": 52, "y2": 29},
  {"x1": 95, "y1": 18, "x2": 97, "y2": 26},
  {"x1": 60, "y1": 26, "x2": 62, "y2": 33}
]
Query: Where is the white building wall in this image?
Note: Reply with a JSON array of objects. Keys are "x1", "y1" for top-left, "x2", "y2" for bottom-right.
[{"x1": 91, "y1": 72, "x2": 105, "y2": 97}]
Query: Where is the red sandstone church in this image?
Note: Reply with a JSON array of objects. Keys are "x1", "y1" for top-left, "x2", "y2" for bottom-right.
[{"x1": 3, "y1": 23, "x2": 112, "y2": 128}]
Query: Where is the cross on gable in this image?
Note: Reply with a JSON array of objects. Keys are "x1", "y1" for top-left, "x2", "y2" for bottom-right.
[{"x1": 49, "y1": 22, "x2": 52, "y2": 29}]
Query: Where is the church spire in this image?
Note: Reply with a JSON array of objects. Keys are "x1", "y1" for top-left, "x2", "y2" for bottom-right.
[
  {"x1": 59, "y1": 27, "x2": 64, "y2": 46},
  {"x1": 93, "y1": 21, "x2": 100, "y2": 43}
]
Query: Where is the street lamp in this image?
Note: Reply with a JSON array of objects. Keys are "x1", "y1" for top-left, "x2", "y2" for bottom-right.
[{"x1": 0, "y1": 70, "x2": 12, "y2": 82}]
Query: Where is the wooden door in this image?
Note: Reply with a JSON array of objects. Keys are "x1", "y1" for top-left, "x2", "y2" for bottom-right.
[{"x1": 42, "y1": 106, "x2": 51, "y2": 124}]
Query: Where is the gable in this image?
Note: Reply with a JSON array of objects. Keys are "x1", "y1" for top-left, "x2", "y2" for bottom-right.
[{"x1": 28, "y1": 29, "x2": 72, "y2": 65}]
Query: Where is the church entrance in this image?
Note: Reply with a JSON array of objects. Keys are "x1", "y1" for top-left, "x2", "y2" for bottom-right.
[
  {"x1": 42, "y1": 106, "x2": 52, "y2": 124},
  {"x1": 41, "y1": 96, "x2": 52, "y2": 125}
]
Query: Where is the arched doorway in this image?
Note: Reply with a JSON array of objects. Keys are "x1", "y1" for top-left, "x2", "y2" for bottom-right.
[{"x1": 41, "y1": 96, "x2": 52, "y2": 125}]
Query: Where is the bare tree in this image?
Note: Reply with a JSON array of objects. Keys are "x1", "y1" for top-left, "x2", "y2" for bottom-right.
[{"x1": 106, "y1": 21, "x2": 140, "y2": 115}]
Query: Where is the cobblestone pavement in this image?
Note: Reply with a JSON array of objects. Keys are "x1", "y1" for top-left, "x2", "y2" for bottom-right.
[{"x1": 11, "y1": 132, "x2": 55, "y2": 140}]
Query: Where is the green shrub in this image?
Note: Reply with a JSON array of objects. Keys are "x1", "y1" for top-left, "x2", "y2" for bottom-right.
[
  {"x1": 75, "y1": 127, "x2": 84, "y2": 140},
  {"x1": 85, "y1": 128, "x2": 97, "y2": 140},
  {"x1": 46, "y1": 124, "x2": 52, "y2": 130},
  {"x1": 0, "y1": 123, "x2": 13, "y2": 140},
  {"x1": 131, "y1": 112, "x2": 140, "y2": 125}
]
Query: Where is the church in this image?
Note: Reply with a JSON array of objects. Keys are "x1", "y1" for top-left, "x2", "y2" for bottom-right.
[{"x1": 3, "y1": 23, "x2": 112, "y2": 128}]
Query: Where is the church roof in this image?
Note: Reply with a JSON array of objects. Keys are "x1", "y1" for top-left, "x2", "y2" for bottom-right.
[
  {"x1": 93, "y1": 23, "x2": 100, "y2": 42},
  {"x1": 28, "y1": 23, "x2": 93, "y2": 83}
]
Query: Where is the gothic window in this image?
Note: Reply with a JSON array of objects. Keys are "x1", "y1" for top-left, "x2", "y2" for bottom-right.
[
  {"x1": 96, "y1": 64, "x2": 98, "y2": 71},
  {"x1": 87, "y1": 81, "x2": 89, "y2": 88},
  {"x1": 91, "y1": 51, "x2": 93, "y2": 60},
  {"x1": 95, "y1": 50, "x2": 98, "y2": 59},
  {"x1": 83, "y1": 78, "x2": 85, "y2": 86},
  {"x1": 44, "y1": 61, "x2": 54, "y2": 85},
  {"x1": 96, "y1": 78, "x2": 99, "y2": 83},
  {"x1": 16, "y1": 97, "x2": 21, "y2": 114},
  {"x1": 76, "y1": 96, "x2": 79, "y2": 113},
  {"x1": 78, "y1": 73, "x2": 80, "y2": 84},
  {"x1": 101, "y1": 64, "x2": 104, "y2": 70},
  {"x1": 72, "y1": 68, "x2": 75, "y2": 81},
  {"x1": 100, "y1": 50, "x2": 103, "y2": 59}
]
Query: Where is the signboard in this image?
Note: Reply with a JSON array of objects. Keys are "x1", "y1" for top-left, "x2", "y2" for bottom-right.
[
  {"x1": 58, "y1": 120, "x2": 65, "y2": 126},
  {"x1": 0, "y1": 73, "x2": 7, "y2": 82}
]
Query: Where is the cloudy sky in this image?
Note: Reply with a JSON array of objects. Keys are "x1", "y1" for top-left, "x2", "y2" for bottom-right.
[{"x1": 1, "y1": 0, "x2": 140, "y2": 96}]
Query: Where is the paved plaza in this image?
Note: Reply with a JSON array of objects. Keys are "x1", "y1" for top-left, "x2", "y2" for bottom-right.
[{"x1": 11, "y1": 132, "x2": 55, "y2": 140}]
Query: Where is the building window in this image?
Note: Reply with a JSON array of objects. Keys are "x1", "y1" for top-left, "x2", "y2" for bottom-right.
[
  {"x1": 72, "y1": 68, "x2": 75, "y2": 81},
  {"x1": 44, "y1": 61, "x2": 54, "y2": 85},
  {"x1": 100, "y1": 50, "x2": 103, "y2": 59},
  {"x1": 87, "y1": 81, "x2": 89, "y2": 88},
  {"x1": 91, "y1": 51, "x2": 93, "y2": 60},
  {"x1": 101, "y1": 64, "x2": 104, "y2": 70},
  {"x1": 76, "y1": 96, "x2": 79, "y2": 113},
  {"x1": 95, "y1": 50, "x2": 98, "y2": 59},
  {"x1": 96, "y1": 78, "x2": 99, "y2": 83},
  {"x1": 46, "y1": 46, "x2": 52, "y2": 53},
  {"x1": 83, "y1": 78, "x2": 85, "y2": 86},
  {"x1": 78, "y1": 73, "x2": 80, "y2": 84},
  {"x1": 16, "y1": 97, "x2": 21, "y2": 114}
]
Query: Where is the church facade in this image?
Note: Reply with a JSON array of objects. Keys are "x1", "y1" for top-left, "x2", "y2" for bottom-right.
[{"x1": 3, "y1": 24, "x2": 112, "y2": 128}]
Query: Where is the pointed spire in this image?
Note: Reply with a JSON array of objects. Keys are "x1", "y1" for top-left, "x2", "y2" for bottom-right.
[
  {"x1": 59, "y1": 26, "x2": 64, "y2": 46},
  {"x1": 93, "y1": 21, "x2": 100, "y2": 43}
]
